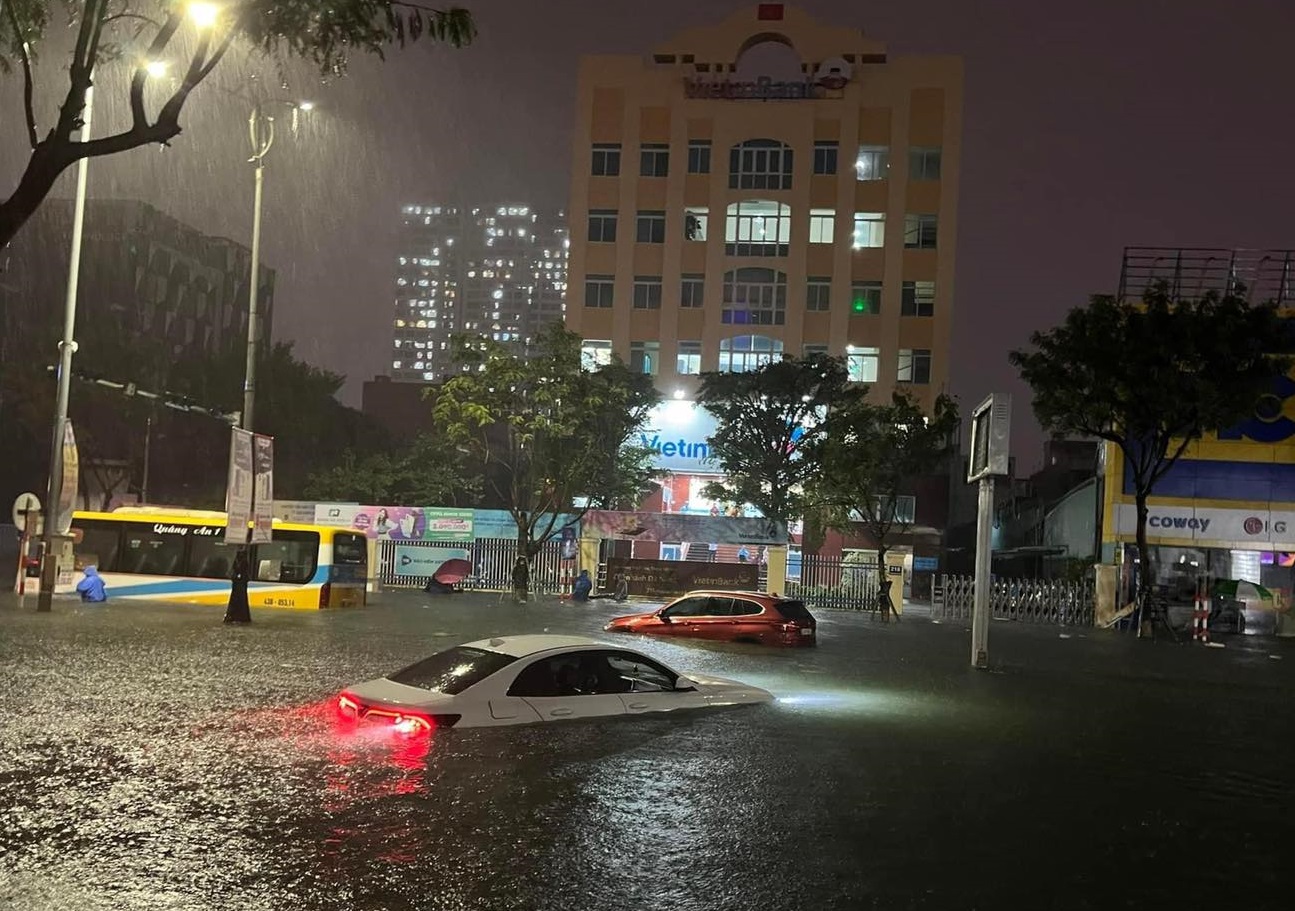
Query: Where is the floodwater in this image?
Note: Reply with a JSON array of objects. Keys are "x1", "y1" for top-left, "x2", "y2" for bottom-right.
[{"x1": 1, "y1": 593, "x2": 1292, "y2": 910}]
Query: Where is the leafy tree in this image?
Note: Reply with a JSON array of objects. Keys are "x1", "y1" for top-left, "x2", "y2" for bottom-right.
[
  {"x1": 302, "y1": 433, "x2": 481, "y2": 506},
  {"x1": 0, "y1": 1, "x2": 475, "y2": 247},
  {"x1": 696, "y1": 353, "x2": 860, "y2": 528},
  {"x1": 1009, "y1": 285, "x2": 1290, "y2": 629},
  {"x1": 432, "y1": 324, "x2": 659, "y2": 591},
  {"x1": 811, "y1": 391, "x2": 959, "y2": 621}
]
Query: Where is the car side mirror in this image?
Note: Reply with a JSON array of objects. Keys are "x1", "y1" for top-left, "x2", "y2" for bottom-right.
[
  {"x1": 674, "y1": 676, "x2": 696, "y2": 691},
  {"x1": 658, "y1": 611, "x2": 672, "y2": 623}
]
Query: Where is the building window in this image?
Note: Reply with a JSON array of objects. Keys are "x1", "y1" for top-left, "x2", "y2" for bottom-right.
[
  {"x1": 677, "y1": 340, "x2": 702, "y2": 375},
  {"x1": 725, "y1": 200, "x2": 791, "y2": 256},
  {"x1": 809, "y1": 208, "x2": 835, "y2": 244},
  {"x1": 630, "y1": 341, "x2": 660, "y2": 375},
  {"x1": 681, "y1": 274, "x2": 705, "y2": 308},
  {"x1": 581, "y1": 339, "x2": 613, "y2": 371},
  {"x1": 897, "y1": 348, "x2": 932, "y2": 384},
  {"x1": 719, "y1": 334, "x2": 784, "y2": 373},
  {"x1": 806, "y1": 277, "x2": 832, "y2": 312},
  {"x1": 846, "y1": 346, "x2": 880, "y2": 383},
  {"x1": 722, "y1": 267, "x2": 786, "y2": 326},
  {"x1": 803, "y1": 343, "x2": 829, "y2": 357},
  {"x1": 909, "y1": 146, "x2": 942, "y2": 181},
  {"x1": 856, "y1": 145, "x2": 889, "y2": 181},
  {"x1": 901, "y1": 280, "x2": 936, "y2": 316},
  {"x1": 636, "y1": 210, "x2": 666, "y2": 244},
  {"x1": 813, "y1": 140, "x2": 839, "y2": 175},
  {"x1": 640, "y1": 143, "x2": 669, "y2": 177},
  {"x1": 687, "y1": 139, "x2": 712, "y2": 174},
  {"x1": 873, "y1": 495, "x2": 917, "y2": 524},
  {"x1": 584, "y1": 274, "x2": 614, "y2": 309},
  {"x1": 592, "y1": 143, "x2": 621, "y2": 177},
  {"x1": 633, "y1": 276, "x2": 663, "y2": 310},
  {"x1": 850, "y1": 280, "x2": 882, "y2": 315},
  {"x1": 588, "y1": 210, "x2": 618, "y2": 243},
  {"x1": 729, "y1": 138, "x2": 793, "y2": 190},
  {"x1": 852, "y1": 212, "x2": 885, "y2": 249},
  {"x1": 904, "y1": 214, "x2": 938, "y2": 249},
  {"x1": 684, "y1": 206, "x2": 708, "y2": 241}
]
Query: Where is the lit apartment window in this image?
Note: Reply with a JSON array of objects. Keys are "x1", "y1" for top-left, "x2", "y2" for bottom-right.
[
  {"x1": 681, "y1": 274, "x2": 705, "y2": 308},
  {"x1": 846, "y1": 346, "x2": 880, "y2": 383},
  {"x1": 904, "y1": 214, "x2": 938, "y2": 249},
  {"x1": 676, "y1": 340, "x2": 702, "y2": 375},
  {"x1": 719, "y1": 334, "x2": 784, "y2": 373},
  {"x1": 909, "y1": 147, "x2": 942, "y2": 181},
  {"x1": 633, "y1": 276, "x2": 663, "y2": 310},
  {"x1": 729, "y1": 139, "x2": 793, "y2": 190},
  {"x1": 630, "y1": 341, "x2": 660, "y2": 375},
  {"x1": 850, "y1": 280, "x2": 882, "y2": 315},
  {"x1": 684, "y1": 206, "x2": 708, "y2": 241},
  {"x1": 855, "y1": 145, "x2": 889, "y2": 181},
  {"x1": 687, "y1": 139, "x2": 712, "y2": 174},
  {"x1": 581, "y1": 339, "x2": 613, "y2": 371},
  {"x1": 803, "y1": 344, "x2": 829, "y2": 357},
  {"x1": 897, "y1": 348, "x2": 932, "y2": 384},
  {"x1": 636, "y1": 210, "x2": 666, "y2": 244},
  {"x1": 852, "y1": 212, "x2": 885, "y2": 249},
  {"x1": 806, "y1": 277, "x2": 832, "y2": 312},
  {"x1": 809, "y1": 208, "x2": 835, "y2": 244},
  {"x1": 591, "y1": 143, "x2": 621, "y2": 177},
  {"x1": 813, "y1": 140, "x2": 839, "y2": 175},
  {"x1": 901, "y1": 280, "x2": 936, "y2": 316},
  {"x1": 640, "y1": 143, "x2": 669, "y2": 177},
  {"x1": 584, "y1": 274, "x2": 614, "y2": 309},
  {"x1": 722, "y1": 267, "x2": 786, "y2": 326},
  {"x1": 588, "y1": 210, "x2": 617, "y2": 243},
  {"x1": 725, "y1": 200, "x2": 791, "y2": 256}
]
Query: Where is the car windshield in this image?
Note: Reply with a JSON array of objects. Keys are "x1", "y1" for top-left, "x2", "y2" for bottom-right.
[{"x1": 388, "y1": 646, "x2": 518, "y2": 695}]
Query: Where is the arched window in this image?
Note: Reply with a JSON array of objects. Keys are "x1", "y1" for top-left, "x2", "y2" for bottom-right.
[
  {"x1": 718, "y1": 335, "x2": 785, "y2": 373},
  {"x1": 722, "y1": 268, "x2": 787, "y2": 326},
  {"x1": 725, "y1": 201, "x2": 791, "y2": 256},
  {"x1": 729, "y1": 139, "x2": 793, "y2": 191}
]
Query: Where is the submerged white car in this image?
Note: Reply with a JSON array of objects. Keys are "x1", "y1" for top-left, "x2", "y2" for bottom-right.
[{"x1": 337, "y1": 634, "x2": 772, "y2": 732}]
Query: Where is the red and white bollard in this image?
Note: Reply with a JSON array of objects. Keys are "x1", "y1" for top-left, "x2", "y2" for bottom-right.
[
  {"x1": 559, "y1": 563, "x2": 574, "y2": 600},
  {"x1": 1192, "y1": 582, "x2": 1210, "y2": 644}
]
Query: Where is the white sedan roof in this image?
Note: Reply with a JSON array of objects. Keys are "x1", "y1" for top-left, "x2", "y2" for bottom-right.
[{"x1": 462, "y1": 634, "x2": 604, "y2": 658}]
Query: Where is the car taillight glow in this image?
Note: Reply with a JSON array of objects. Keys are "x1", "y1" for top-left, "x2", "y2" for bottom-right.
[{"x1": 338, "y1": 693, "x2": 360, "y2": 718}]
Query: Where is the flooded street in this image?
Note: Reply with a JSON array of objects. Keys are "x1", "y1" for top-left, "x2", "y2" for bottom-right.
[{"x1": 2, "y1": 593, "x2": 1292, "y2": 910}]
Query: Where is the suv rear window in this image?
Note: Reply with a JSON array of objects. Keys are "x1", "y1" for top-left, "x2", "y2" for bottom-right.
[
  {"x1": 389, "y1": 646, "x2": 517, "y2": 694},
  {"x1": 774, "y1": 600, "x2": 815, "y2": 623}
]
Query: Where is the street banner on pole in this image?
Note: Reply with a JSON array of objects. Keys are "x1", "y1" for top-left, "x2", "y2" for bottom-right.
[
  {"x1": 251, "y1": 434, "x2": 275, "y2": 544},
  {"x1": 56, "y1": 422, "x2": 79, "y2": 535},
  {"x1": 225, "y1": 429, "x2": 254, "y2": 545}
]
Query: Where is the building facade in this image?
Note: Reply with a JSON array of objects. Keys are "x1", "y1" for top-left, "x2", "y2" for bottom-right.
[
  {"x1": 390, "y1": 205, "x2": 568, "y2": 382},
  {"x1": 0, "y1": 198, "x2": 274, "y2": 366},
  {"x1": 565, "y1": 3, "x2": 962, "y2": 409}
]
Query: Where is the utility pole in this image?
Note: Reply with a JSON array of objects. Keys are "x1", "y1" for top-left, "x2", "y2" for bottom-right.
[{"x1": 242, "y1": 103, "x2": 274, "y2": 434}]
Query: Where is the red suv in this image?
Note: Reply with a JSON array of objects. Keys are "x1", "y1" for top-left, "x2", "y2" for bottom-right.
[{"x1": 605, "y1": 590, "x2": 817, "y2": 647}]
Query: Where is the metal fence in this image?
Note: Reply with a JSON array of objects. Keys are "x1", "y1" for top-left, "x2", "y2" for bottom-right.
[
  {"x1": 377, "y1": 538, "x2": 566, "y2": 594},
  {"x1": 786, "y1": 554, "x2": 882, "y2": 611},
  {"x1": 933, "y1": 575, "x2": 1094, "y2": 626}
]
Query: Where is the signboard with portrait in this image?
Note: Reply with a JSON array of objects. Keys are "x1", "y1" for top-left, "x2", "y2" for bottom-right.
[{"x1": 606, "y1": 557, "x2": 759, "y2": 599}]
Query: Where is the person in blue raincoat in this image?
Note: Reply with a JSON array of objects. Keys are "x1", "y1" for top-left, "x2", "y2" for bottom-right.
[
  {"x1": 572, "y1": 569, "x2": 593, "y2": 602},
  {"x1": 76, "y1": 565, "x2": 107, "y2": 603}
]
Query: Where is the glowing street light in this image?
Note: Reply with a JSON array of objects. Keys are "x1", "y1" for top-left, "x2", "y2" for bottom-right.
[
  {"x1": 297, "y1": 100, "x2": 315, "y2": 111},
  {"x1": 143, "y1": 59, "x2": 170, "y2": 78},
  {"x1": 187, "y1": 2, "x2": 221, "y2": 29}
]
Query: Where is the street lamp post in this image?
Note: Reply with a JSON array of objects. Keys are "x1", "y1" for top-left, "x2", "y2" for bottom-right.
[
  {"x1": 242, "y1": 103, "x2": 274, "y2": 433},
  {"x1": 36, "y1": 84, "x2": 94, "y2": 613}
]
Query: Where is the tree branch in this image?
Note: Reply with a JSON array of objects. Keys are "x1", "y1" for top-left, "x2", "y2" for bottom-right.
[
  {"x1": 129, "y1": 11, "x2": 182, "y2": 131},
  {"x1": 3, "y1": 0, "x2": 38, "y2": 147}
]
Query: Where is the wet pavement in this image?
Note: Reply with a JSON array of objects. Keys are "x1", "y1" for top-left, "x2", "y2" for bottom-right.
[{"x1": 1, "y1": 591, "x2": 1292, "y2": 911}]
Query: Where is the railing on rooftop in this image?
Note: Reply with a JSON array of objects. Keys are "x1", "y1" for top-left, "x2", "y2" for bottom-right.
[{"x1": 1118, "y1": 247, "x2": 1295, "y2": 306}]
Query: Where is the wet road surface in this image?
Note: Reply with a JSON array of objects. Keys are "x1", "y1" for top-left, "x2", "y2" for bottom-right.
[{"x1": 1, "y1": 592, "x2": 1292, "y2": 910}]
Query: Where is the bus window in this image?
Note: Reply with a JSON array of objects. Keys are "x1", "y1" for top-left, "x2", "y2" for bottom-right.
[
  {"x1": 186, "y1": 533, "x2": 240, "y2": 579},
  {"x1": 122, "y1": 525, "x2": 187, "y2": 576},
  {"x1": 253, "y1": 531, "x2": 319, "y2": 584},
  {"x1": 74, "y1": 520, "x2": 122, "y2": 572},
  {"x1": 332, "y1": 533, "x2": 367, "y2": 567}
]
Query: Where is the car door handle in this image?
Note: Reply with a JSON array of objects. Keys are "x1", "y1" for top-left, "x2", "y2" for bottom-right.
[
  {"x1": 549, "y1": 708, "x2": 573, "y2": 716},
  {"x1": 627, "y1": 702, "x2": 649, "y2": 710}
]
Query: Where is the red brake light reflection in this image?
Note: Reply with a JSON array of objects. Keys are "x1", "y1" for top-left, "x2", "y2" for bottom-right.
[
  {"x1": 337, "y1": 694, "x2": 432, "y2": 736},
  {"x1": 338, "y1": 694, "x2": 360, "y2": 719}
]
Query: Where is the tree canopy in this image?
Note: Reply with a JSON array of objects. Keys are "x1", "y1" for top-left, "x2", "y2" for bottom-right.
[
  {"x1": 301, "y1": 433, "x2": 481, "y2": 507},
  {"x1": 695, "y1": 353, "x2": 861, "y2": 527},
  {"x1": 0, "y1": 1, "x2": 475, "y2": 247},
  {"x1": 432, "y1": 324, "x2": 659, "y2": 569}
]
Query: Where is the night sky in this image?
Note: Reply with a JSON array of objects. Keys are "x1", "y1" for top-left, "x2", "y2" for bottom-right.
[{"x1": 2, "y1": 0, "x2": 1293, "y2": 470}]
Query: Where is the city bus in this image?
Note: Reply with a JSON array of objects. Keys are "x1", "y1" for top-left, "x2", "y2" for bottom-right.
[{"x1": 62, "y1": 508, "x2": 368, "y2": 609}]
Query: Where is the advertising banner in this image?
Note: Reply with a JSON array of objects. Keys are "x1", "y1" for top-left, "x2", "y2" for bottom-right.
[
  {"x1": 393, "y1": 545, "x2": 471, "y2": 578},
  {"x1": 471, "y1": 509, "x2": 580, "y2": 541},
  {"x1": 314, "y1": 505, "x2": 474, "y2": 542},
  {"x1": 1114, "y1": 504, "x2": 1295, "y2": 548},
  {"x1": 423, "y1": 508, "x2": 474, "y2": 542},
  {"x1": 605, "y1": 557, "x2": 758, "y2": 599},
  {"x1": 583, "y1": 510, "x2": 787, "y2": 545},
  {"x1": 56, "y1": 422, "x2": 79, "y2": 535},
  {"x1": 224, "y1": 429, "x2": 254, "y2": 545},
  {"x1": 251, "y1": 434, "x2": 275, "y2": 544}
]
